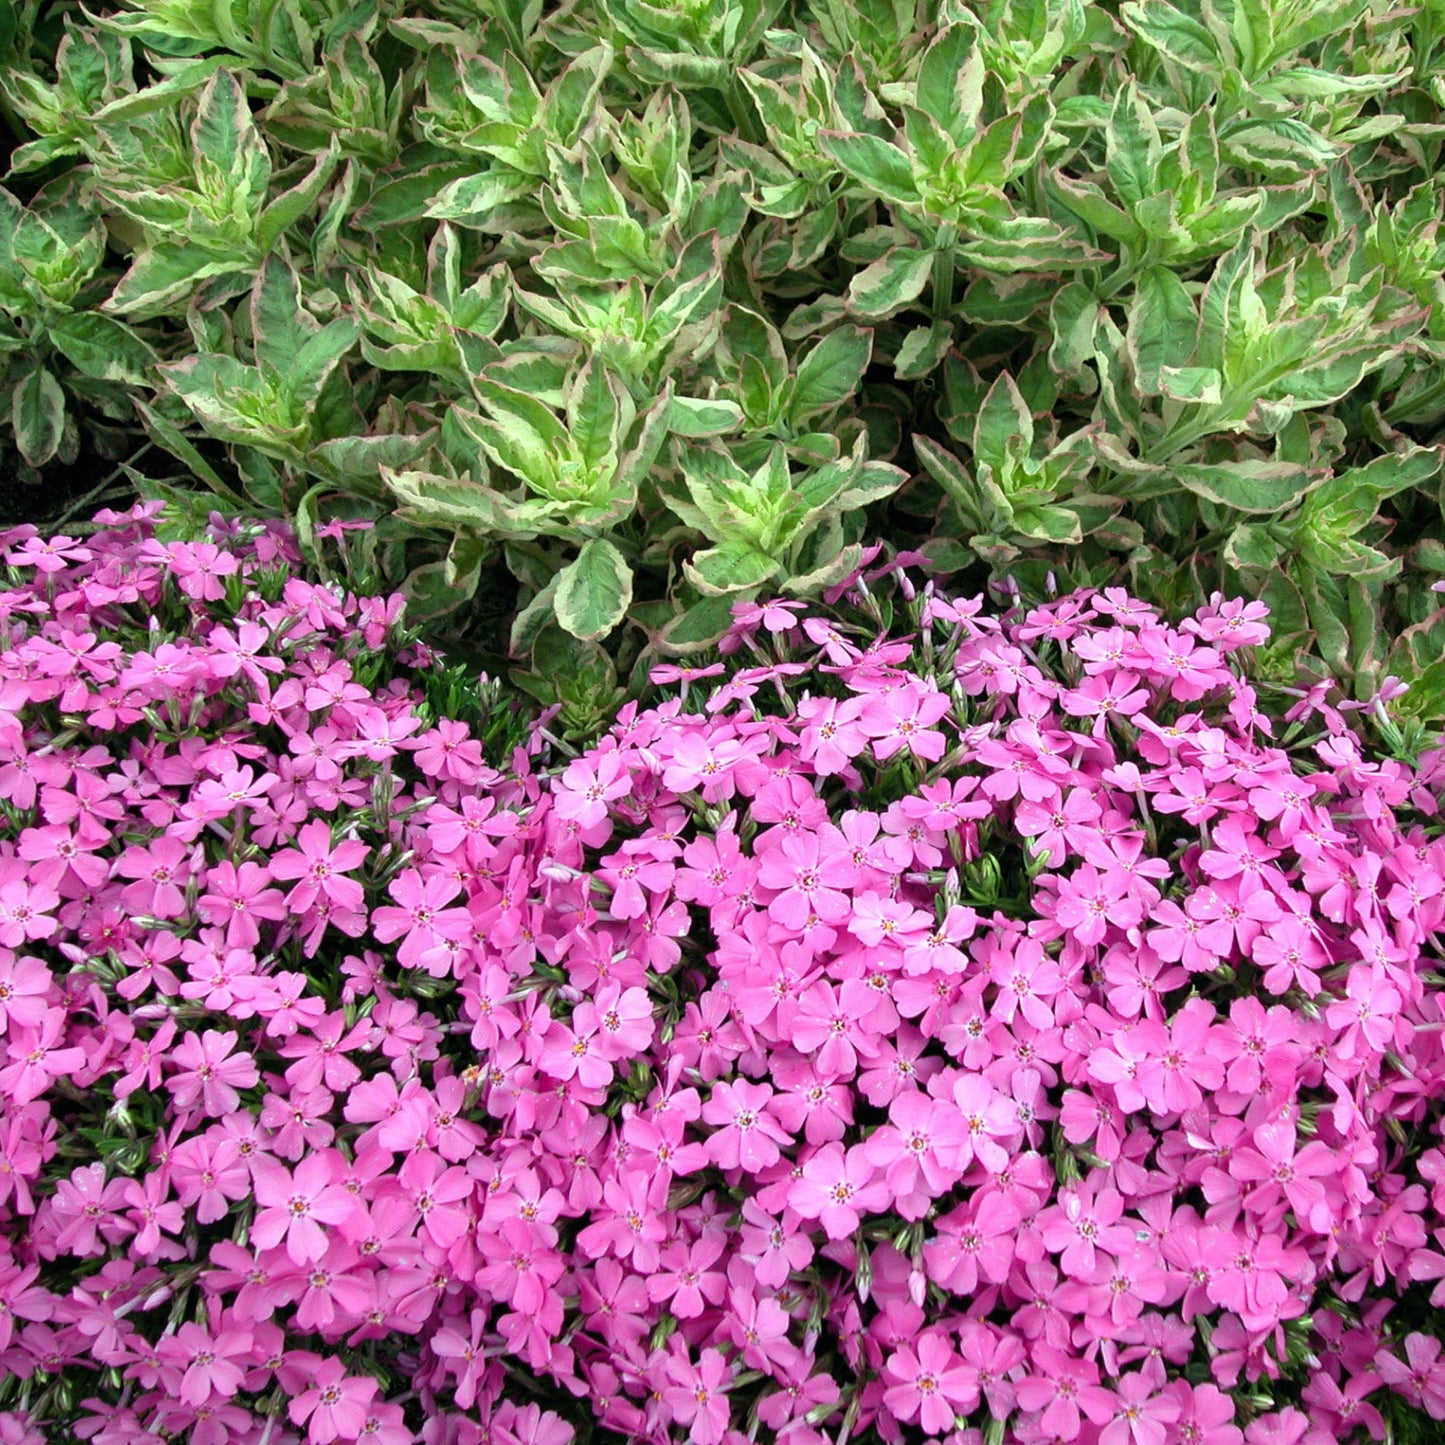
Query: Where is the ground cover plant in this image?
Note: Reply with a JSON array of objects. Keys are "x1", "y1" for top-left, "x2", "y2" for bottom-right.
[
  {"x1": 5, "y1": 0, "x2": 1445, "y2": 710},
  {"x1": 7, "y1": 509, "x2": 1445, "y2": 1442}
]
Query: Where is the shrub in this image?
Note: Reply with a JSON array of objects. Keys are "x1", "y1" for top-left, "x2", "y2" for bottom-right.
[
  {"x1": 4, "y1": 0, "x2": 1445, "y2": 697},
  {"x1": 5, "y1": 512, "x2": 1445, "y2": 1442}
]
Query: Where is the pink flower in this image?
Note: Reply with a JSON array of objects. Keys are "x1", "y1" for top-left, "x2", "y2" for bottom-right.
[
  {"x1": 661, "y1": 1345, "x2": 731, "y2": 1445},
  {"x1": 883, "y1": 1331, "x2": 980, "y2": 1434},
  {"x1": 860, "y1": 680, "x2": 951, "y2": 761},
  {"x1": 864, "y1": 1091, "x2": 967, "y2": 1215},
  {"x1": 1101, "y1": 1371, "x2": 1181, "y2": 1445},
  {"x1": 574, "y1": 983, "x2": 654, "y2": 1061},
  {"x1": 166, "y1": 1031, "x2": 260, "y2": 1118},
  {"x1": 288, "y1": 1358, "x2": 378, "y2": 1443},
  {"x1": 791, "y1": 979, "x2": 874, "y2": 1077},
  {"x1": 1017, "y1": 1346, "x2": 1117, "y2": 1439},
  {"x1": 647, "y1": 1235, "x2": 727, "y2": 1318},
  {"x1": 555, "y1": 750, "x2": 630, "y2": 828},
  {"x1": 789, "y1": 1142, "x2": 888, "y2": 1238},
  {"x1": 251, "y1": 1154, "x2": 359, "y2": 1264},
  {"x1": 0, "y1": 870, "x2": 59, "y2": 947},
  {"x1": 1376, "y1": 1333, "x2": 1445, "y2": 1419},
  {"x1": 756, "y1": 827, "x2": 857, "y2": 928},
  {"x1": 701, "y1": 1079, "x2": 793, "y2": 1171},
  {"x1": 0, "y1": 1012, "x2": 85, "y2": 1106},
  {"x1": 268, "y1": 819, "x2": 369, "y2": 914}
]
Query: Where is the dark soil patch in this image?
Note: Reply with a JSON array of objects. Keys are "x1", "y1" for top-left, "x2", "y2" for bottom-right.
[{"x1": 0, "y1": 443, "x2": 140, "y2": 533}]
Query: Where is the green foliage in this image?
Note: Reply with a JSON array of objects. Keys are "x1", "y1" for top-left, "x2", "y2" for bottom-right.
[{"x1": 2, "y1": 0, "x2": 1445, "y2": 702}]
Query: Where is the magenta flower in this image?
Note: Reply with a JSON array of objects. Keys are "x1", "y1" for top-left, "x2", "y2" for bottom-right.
[
  {"x1": 883, "y1": 1330, "x2": 980, "y2": 1434},
  {"x1": 701, "y1": 1079, "x2": 793, "y2": 1171},
  {"x1": 756, "y1": 827, "x2": 857, "y2": 928},
  {"x1": 288, "y1": 1358, "x2": 378, "y2": 1443},
  {"x1": 661, "y1": 1345, "x2": 731, "y2": 1445},
  {"x1": 646, "y1": 1235, "x2": 727, "y2": 1318},
  {"x1": 251, "y1": 1154, "x2": 359, "y2": 1264},
  {"x1": 789, "y1": 1142, "x2": 888, "y2": 1238},
  {"x1": 1376, "y1": 1333, "x2": 1445, "y2": 1419},
  {"x1": 555, "y1": 751, "x2": 630, "y2": 828},
  {"x1": 165, "y1": 1031, "x2": 259, "y2": 1118},
  {"x1": 1100, "y1": 1371, "x2": 1181, "y2": 1445},
  {"x1": 1017, "y1": 1346, "x2": 1117, "y2": 1439},
  {"x1": 864, "y1": 1091, "x2": 967, "y2": 1215},
  {"x1": 268, "y1": 819, "x2": 369, "y2": 914},
  {"x1": 0, "y1": 869, "x2": 59, "y2": 947},
  {"x1": 0, "y1": 1012, "x2": 86, "y2": 1106}
]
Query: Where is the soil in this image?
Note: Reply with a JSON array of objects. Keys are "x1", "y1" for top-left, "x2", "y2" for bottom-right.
[
  {"x1": 0, "y1": 445, "x2": 136, "y2": 532},
  {"x1": 0, "y1": 434, "x2": 199, "y2": 534}
]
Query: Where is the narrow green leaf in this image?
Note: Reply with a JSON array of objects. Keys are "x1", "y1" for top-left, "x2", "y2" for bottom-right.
[
  {"x1": 1120, "y1": 0, "x2": 1224, "y2": 75},
  {"x1": 973, "y1": 372, "x2": 1033, "y2": 473},
  {"x1": 894, "y1": 322, "x2": 953, "y2": 379},
  {"x1": 1106, "y1": 83, "x2": 1160, "y2": 209},
  {"x1": 1012, "y1": 504, "x2": 1083, "y2": 544},
  {"x1": 542, "y1": 43, "x2": 612, "y2": 148},
  {"x1": 257, "y1": 143, "x2": 339, "y2": 255},
  {"x1": 914, "y1": 26, "x2": 982, "y2": 145},
  {"x1": 1129, "y1": 266, "x2": 1196, "y2": 392},
  {"x1": 568, "y1": 356, "x2": 623, "y2": 471},
  {"x1": 686, "y1": 540, "x2": 779, "y2": 595}
]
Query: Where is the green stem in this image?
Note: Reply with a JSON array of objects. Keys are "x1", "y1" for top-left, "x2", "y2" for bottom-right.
[{"x1": 932, "y1": 223, "x2": 958, "y2": 323}]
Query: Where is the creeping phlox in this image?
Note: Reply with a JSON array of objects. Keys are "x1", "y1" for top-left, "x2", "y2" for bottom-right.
[{"x1": 2, "y1": 510, "x2": 1445, "y2": 1445}]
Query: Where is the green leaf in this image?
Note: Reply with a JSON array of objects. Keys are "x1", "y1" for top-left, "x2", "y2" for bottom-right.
[
  {"x1": 443, "y1": 529, "x2": 490, "y2": 600},
  {"x1": 12, "y1": 366, "x2": 66, "y2": 467},
  {"x1": 251, "y1": 253, "x2": 313, "y2": 379},
  {"x1": 670, "y1": 396, "x2": 745, "y2": 437},
  {"x1": 306, "y1": 431, "x2": 435, "y2": 490},
  {"x1": 1012, "y1": 504, "x2": 1083, "y2": 544},
  {"x1": 1224, "y1": 522, "x2": 1282, "y2": 571},
  {"x1": 894, "y1": 323, "x2": 953, "y2": 380},
  {"x1": 1106, "y1": 83, "x2": 1160, "y2": 209},
  {"x1": 554, "y1": 537, "x2": 633, "y2": 641},
  {"x1": 567, "y1": 355, "x2": 623, "y2": 471},
  {"x1": 384, "y1": 470, "x2": 510, "y2": 530},
  {"x1": 257, "y1": 143, "x2": 339, "y2": 255},
  {"x1": 104, "y1": 248, "x2": 247, "y2": 318},
  {"x1": 132, "y1": 396, "x2": 245, "y2": 503},
  {"x1": 973, "y1": 371, "x2": 1033, "y2": 473},
  {"x1": 687, "y1": 539, "x2": 780, "y2": 595},
  {"x1": 1120, "y1": 0, "x2": 1224, "y2": 75},
  {"x1": 47, "y1": 313, "x2": 156, "y2": 384},
  {"x1": 658, "y1": 594, "x2": 737, "y2": 654},
  {"x1": 817, "y1": 131, "x2": 920, "y2": 205},
  {"x1": 1129, "y1": 266, "x2": 1196, "y2": 393},
  {"x1": 914, "y1": 25, "x2": 982, "y2": 144},
  {"x1": 913, "y1": 433, "x2": 985, "y2": 527},
  {"x1": 1173, "y1": 459, "x2": 1320, "y2": 513},
  {"x1": 542, "y1": 43, "x2": 612, "y2": 148},
  {"x1": 191, "y1": 69, "x2": 268, "y2": 196},
  {"x1": 1298, "y1": 530, "x2": 1398, "y2": 578},
  {"x1": 791, "y1": 326, "x2": 873, "y2": 421},
  {"x1": 1158, "y1": 366, "x2": 1222, "y2": 402},
  {"x1": 847, "y1": 249, "x2": 933, "y2": 321},
  {"x1": 287, "y1": 318, "x2": 361, "y2": 409}
]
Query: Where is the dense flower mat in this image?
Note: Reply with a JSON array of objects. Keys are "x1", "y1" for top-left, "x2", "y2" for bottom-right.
[{"x1": 3, "y1": 508, "x2": 1445, "y2": 1443}]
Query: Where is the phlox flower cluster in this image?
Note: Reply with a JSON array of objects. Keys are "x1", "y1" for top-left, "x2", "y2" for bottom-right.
[{"x1": 3, "y1": 510, "x2": 1445, "y2": 1445}]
